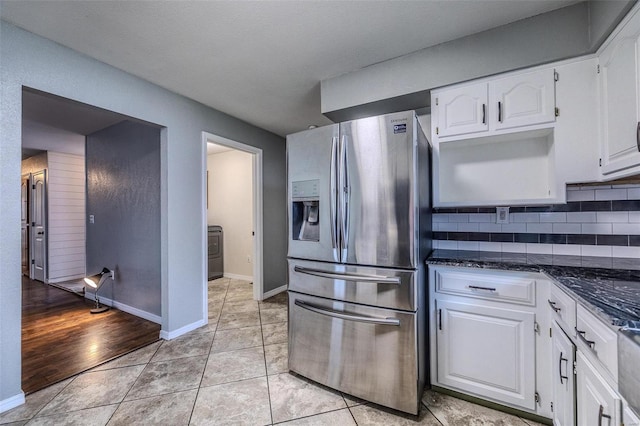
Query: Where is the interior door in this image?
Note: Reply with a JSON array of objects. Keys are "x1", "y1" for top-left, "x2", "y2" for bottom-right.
[
  {"x1": 341, "y1": 111, "x2": 416, "y2": 268},
  {"x1": 21, "y1": 174, "x2": 30, "y2": 276},
  {"x1": 30, "y1": 170, "x2": 47, "y2": 282},
  {"x1": 287, "y1": 124, "x2": 340, "y2": 263}
]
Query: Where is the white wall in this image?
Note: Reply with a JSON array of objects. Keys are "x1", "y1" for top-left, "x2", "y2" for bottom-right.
[
  {"x1": 45, "y1": 152, "x2": 86, "y2": 283},
  {"x1": 0, "y1": 20, "x2": 287, "y2": 410},
  {"x1": 207, "y1": 150, "x2": 253, "y2": 279}
]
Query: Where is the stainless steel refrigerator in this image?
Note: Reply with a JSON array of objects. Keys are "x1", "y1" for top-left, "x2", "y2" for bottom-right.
[{"x1": 286, "y1": 110, "x2": 431, "y2": 415}]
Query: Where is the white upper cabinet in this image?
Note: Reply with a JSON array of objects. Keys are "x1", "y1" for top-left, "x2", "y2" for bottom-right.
[
  {"x1": 598, "y1": 3, "x2": 640, "y2": 177},
  {"x1": 435, "y1": 82, "x2": 488, "y2": 138},
  {"x1": 491, "y1": 70, "x2": 556, "y2": 131},
  {"x1": 432, "y1": 68, "x2": 556, "y2": 140}
]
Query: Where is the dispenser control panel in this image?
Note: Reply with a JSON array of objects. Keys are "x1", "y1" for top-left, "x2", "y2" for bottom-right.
[{"x1": 292, "y1": 179, "x2": 319, "y2": 199}]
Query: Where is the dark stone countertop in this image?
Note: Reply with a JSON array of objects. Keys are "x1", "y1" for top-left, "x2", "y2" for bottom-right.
[{"x1": 426, "y1": 250, "x2": 640, "y2": 329}]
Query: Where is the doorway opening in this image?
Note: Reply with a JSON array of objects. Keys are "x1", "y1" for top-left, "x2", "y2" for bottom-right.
[
  {"x1": 20, "y1": 88, "x2": 161, "y2": 393},
  {"x1": 201, "y1": 132, "x2": 263, "y2": 317}
]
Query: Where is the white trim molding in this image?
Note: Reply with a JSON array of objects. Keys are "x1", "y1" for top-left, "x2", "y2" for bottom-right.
[
  {"x1": 84, "y1": 293, "x2": 161, "y2": 324},
  {"x1": 159, "y1": 319, "x2": 207, "y2": 340},
  {"x1": 223, "y1": 273, "x2": 254, "y2": 282},
  {"x1": 262, "y1": 284, "x2": 287, "y2": 301},
  {"x1": 0, "y1": 392, "x2": 25, "y2": 414}
]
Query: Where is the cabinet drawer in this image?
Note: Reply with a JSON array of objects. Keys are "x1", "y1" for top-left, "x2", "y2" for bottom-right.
[
  {"x1": 576, "y1": 304, "x2": 618, "y2": 379},
  {"x1": 548, "y1": 283, "x2": 576, "y2": 332},
  {"x1": 434, "y1": 268, "x2": 536, "y2": 305}
]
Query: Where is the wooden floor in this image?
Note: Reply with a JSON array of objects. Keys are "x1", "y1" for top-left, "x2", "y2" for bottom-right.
[{"x1": 22, "y1": 276, "x2": 160, "y2": 394}]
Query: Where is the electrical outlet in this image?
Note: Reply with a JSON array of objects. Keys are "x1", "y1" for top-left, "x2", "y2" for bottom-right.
[{"x1": 496, "y1": 207, "x2": 510, "y2": 224}]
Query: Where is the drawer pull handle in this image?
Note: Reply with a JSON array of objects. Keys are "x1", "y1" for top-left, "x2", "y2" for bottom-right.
[
  {"x1": 598, "y1": 404, "x2": 611, "y2": 426},
  {"x1": 295, "y1": 300, "x2": 400, "y2": 326},
  {"x1": 559, "y1": 351, "x2": 569, "y2": 384},
  {"x1": 575, "y1": 327, "x2": 596, "y2": 349},
  {"x1": 294, "y1": 266, "x2": 401, "y2": 285},
  {"x1": 548, "y1": 300, "x2": 561, "y2": 313},
  {"x1": 468, "y1": 285, "x2": 496, "y2": 292},
  {"x1": 482, "y1": 103, "x2": 486, "y2": 125}
]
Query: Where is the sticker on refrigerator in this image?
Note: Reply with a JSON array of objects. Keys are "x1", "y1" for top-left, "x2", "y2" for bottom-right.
[{"x1": 393, "y1": 124, "x2": 406, "y2": 134}]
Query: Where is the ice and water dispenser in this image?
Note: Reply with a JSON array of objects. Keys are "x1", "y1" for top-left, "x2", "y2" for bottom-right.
[{"x1": 291, "y1": 179, "x2": 320, "y2": 242}]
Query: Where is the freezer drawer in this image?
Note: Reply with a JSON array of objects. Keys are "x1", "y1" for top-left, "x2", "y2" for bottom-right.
[
  {"x1": 288, "y1": 291, "x2": 422, "y2": 414},
  {"x1": 288, "y1": 258, "x2": 418, "y2": 311}
]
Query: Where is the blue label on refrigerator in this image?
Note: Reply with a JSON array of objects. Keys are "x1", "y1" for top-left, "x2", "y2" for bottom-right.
[{"x1": 393, "y1": 124, "x2": 406, "y2": 134}]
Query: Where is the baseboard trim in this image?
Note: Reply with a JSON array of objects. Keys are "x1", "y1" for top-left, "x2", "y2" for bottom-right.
[
  {"x1": 262, "y1": 284, "x2": 287, "y2": 300},
  {"x1": 0, "y1": 392, "x2": 25, "y2": 414},
  {"x1": 159, "y1": 319, "x2": 207, "y2": 340},
  {"x1": 47, "y1": 275, "x2": 85, "y2": 284},
  {"x1": 224, "y1": 273, "x2": 253, "y2": 282},
  {"x1": 84, "y1": 293, "x2": 161, "y2": 324}
]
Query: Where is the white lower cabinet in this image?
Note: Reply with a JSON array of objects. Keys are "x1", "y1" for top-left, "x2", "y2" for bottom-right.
[
  {"x1": 551, "y1": 320, "x2": 576, "y2": 426},
  {"x1": 576, "y1": 350, "x2": 621, "y2": 426},
  {"x1": 429, "y1": 266, "x2": 549, "y2": 417},
  {"x1": 435, "y1": 299, "x2": 536, "y2": 410}
]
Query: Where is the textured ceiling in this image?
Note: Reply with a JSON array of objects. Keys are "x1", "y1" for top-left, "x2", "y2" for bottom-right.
[{"x1": 2, "y1": 1, "x2": 578, "y2": 136}]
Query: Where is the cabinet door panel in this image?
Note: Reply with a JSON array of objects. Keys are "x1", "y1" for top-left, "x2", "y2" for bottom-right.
[
  {"x1": 599, "y1": 6, "x2": 640, "y2": 175},
  {"x1": 435, "y1": 299, "x2": 535, "y2": 409},
  {"x1": 551, "y1": 321, "x2": 575, "y2": 426},
  {"x1": 435, "y1": 83, "x2": 488, "y2": 137},
  {"x1": 576, "y1": 351, "x2": 620, "y2": 426},
  {"x1": 491, "y1": 70, "x2": 556, "y2": 130}
]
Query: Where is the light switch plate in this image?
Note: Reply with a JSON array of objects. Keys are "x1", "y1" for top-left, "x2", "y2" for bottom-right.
[{"x1": 496, "y1": 207, "x2": 509, "y2": 224}]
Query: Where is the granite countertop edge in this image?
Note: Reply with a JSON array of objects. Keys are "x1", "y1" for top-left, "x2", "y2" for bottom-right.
[{"x1": 426, "y1": 250, "x2": 640, "y2": 329}]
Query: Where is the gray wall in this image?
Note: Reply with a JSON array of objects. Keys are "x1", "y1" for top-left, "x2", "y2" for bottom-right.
[
  {"x1": 0, "y1": 20, "x2": 286, "y2": 406},
  {"x1": 86, "y1": 121, "x2": 161, "y2": 316},
  {"x1": 322, "y1": 1, "x2": 634, "y2": 120}
]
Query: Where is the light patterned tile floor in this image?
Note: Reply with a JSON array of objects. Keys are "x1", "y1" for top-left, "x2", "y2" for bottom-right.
[{"x1": 0, "y1": 277, "x2": 549, "y2": 425}]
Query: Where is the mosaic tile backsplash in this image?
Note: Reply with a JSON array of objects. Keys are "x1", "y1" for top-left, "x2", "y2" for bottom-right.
[{"x1": 432, "y1": 183, "x2": 640, "y2": 258}]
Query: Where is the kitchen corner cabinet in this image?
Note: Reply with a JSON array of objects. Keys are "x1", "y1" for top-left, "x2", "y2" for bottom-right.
[
  {"x1": 598, "y1": 3, "x2": 640, "y2": 177},
  {"x1": 429, "y1": 266, "x2": 551, "y2": 416}
]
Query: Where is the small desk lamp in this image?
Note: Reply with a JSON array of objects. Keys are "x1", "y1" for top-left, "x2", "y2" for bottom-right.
[{"x1": 84, "y1": 267, "x2": 115, "y2": 314}]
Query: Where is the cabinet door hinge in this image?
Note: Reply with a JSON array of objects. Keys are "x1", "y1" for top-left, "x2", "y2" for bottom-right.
[
  {"x1": 534, "y1": 322, "x2": 540, "y2": 333},
  {"x1": 555, "y1": 107, "x2": 560, "y2": 117},
  {"x1": 535, "y1": 392, "x2": 540, "y2": 405},
  {"x1": 435, "y1": 97, "x2": 439, "y2": 106},
  {"x1": 554, "y1": 70, "x2": 559, "y2": 82},
  {"x1": 573, "y1": 360, "x2": 577, "y2": 375},
  {"x1": 31, "y1": 259, "x2": 35, "y2": 265},
  {"x1": 436, "y1": 126, "x2": 439, "y2": 135},
  {"x1": 597, "y1": 64, "x2": 601, "y2": 74}
]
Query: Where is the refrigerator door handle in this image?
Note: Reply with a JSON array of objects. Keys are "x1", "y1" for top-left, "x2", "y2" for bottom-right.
[
  {"x1": 330, "y1": 136, "x2": 340, "y2": 262},
  {"x1": 295, "y1": 300, "x2": 401, "y2": 326},
  {"x1": 339, "y1": 134, "x2": 349, "y2": 261},
  {"x1": 293, "y1": 265, "x2": 401, "y2": 284}
]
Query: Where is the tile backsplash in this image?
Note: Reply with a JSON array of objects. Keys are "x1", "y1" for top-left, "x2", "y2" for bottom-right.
[{"x1": 432, "y1": 183, "x2": 640, "y2": 258}]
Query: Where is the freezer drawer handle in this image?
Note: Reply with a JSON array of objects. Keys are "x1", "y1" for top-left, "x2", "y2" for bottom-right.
[
  {"x1": 295, "y1": 300, "x2": 400, "y2": 326},
  {"x1": 294, "y1": 266, "x2": 401, "y2": 285}
]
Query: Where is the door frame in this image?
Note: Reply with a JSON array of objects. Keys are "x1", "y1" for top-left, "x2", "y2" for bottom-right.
[{"x1": 201, "y1": 131, "x2": 264, "y2": 310}]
